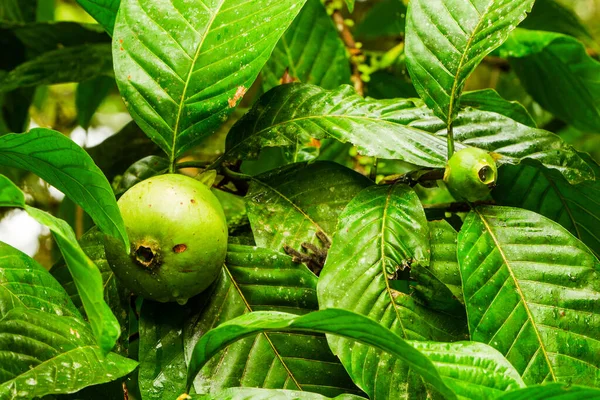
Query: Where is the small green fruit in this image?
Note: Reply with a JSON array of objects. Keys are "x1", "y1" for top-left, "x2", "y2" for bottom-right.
[
  {"x1": 443, "y1": 148, "x2": 498, "y2": 202},
  {"x1": 104, "y1": 174, "x2": 228, "y2": 304}
]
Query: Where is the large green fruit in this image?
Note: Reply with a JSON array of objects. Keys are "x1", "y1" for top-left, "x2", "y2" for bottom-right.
[
  {"x1": 443, "y1": 148, "x2": 498, "y2": 202},
  {"x1": 104, "y1": 174, "x2": 228, "y2": 304}
]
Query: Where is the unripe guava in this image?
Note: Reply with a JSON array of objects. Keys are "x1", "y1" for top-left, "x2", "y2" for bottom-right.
[
  {"x1": 104, "y1": 174, "x2": 228, "y2": 304},
  {"x1": 443, "y1": 148, "x2": 498, "y2": 202}
]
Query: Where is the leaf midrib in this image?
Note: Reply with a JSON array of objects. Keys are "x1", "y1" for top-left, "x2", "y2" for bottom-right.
[
  {"x1": 475, "y1": 208, "x2": 557, "y2": 381},
  {"x1": 170, "y1": 1, "x2": 224, "y2": 167}
]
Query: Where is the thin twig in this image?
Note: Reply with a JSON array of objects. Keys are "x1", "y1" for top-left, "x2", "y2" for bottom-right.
[{"x1": 329, "y1": 5, "x2": 364, "y2": 96}]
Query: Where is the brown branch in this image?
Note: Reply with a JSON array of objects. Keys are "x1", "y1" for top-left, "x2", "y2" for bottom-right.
[{"x1": 330, "y1": 7, "x2": 364, "y2": 96}]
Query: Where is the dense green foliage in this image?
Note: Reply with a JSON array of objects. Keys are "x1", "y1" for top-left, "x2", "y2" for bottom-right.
[{"x1": 0, "y1": 0, "x2": 599, "y2": 399}]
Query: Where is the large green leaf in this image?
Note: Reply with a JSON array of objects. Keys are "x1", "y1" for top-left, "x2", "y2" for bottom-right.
[
  {"x1": 189, "y1": 309, "x2": 526, "y2": 400},
  {"x1": 499, "y1": 29, "x2": 600, "y2": 133},
  {"x1": 76, "y1": 0, "x2": 121, "y2": 34},
  {"x1": 0, "y1": 308, "x2": 137, "y2": 398},
  {"x1": 187, "y1": 309, "x2": 456, "y2": 400},
  {"x1": 0, "y1": 177, "x2": 123, "y2": 353},
  {"x1": 192, "y1": 388, "x2": 365, "y2": 399},
  {"x1": 317, "y1": 184, "x2": 468, "y2": 398},
  {"x1": 0, "y1": 43, "x2": 112, "y2": 92},
  {"x1": 184, "y1": 245, "x2": 362, "y2": 398},
  {"x1": 458, "y1": 206, "x2": 600, "y2": 385},
  {"x1": 51, "y1": 227, "x2": 130, "y2": 352},
  {"x1": 262, "y1": 0, "x2": 350, "y2": 92},
  {"x1": 245, "y1": 161, "x2": 371, "y2": 252},
  {"x1": 404, "y1": 0, "x2": 534, "y2": 127},
  {"x1": 0, "y1": 240, "x2": 80, "y2": 319},
  {"x1": 222, "y1": 83, "x2": 593, "y2": 184},
  {"x1": 519, "y1": 0, "x2": 593, "y2": 42},
  {"x1": 493, "y1": 158, "x2": 600, "y2": 258},
  {"x1": 498, "y1": 383, "x2": 600, "y2": 399},
  {"x1": 25, "y1": 207, "x2": 122, "y2": 354},
  {"x1": 138, "y1": 301, "x2": 187, "y2": 400},
  {"x1": 0, "y1": 128, "x2": 128, "y2": 249},
  {"x1": 113, "y1": 0, "x2": 307, "y2": 165}
]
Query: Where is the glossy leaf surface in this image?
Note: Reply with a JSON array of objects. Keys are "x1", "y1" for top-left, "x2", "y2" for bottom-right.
[
  {"x1": 459, "y1": 206, "x2": 600, "y2": 385},
  {"x1": 113, "y1": 0, "x2": 307, "y2": 163},
  {"x1": 245, "y1": 161, "x2": 371, "y2": 252},
  {"x1": 405, "y1": 0, "x2": 534, "y2": 125},
  {"x1": 262, "y1": 0, "x2": 350, "y2": 92},
  {"x1": 184, "y1": 245, "x2": 361, "y2": 398},
  {"x1": 0, "y1": 308, "x2": 137, "y2": 398},
  {"x1": 0, "y1": 128, "x2": 128, "y2": 249},
  {"x1": 500, "y1": 29, "x2": 600, "y2": 133},
  {"x1": 317, "y1": 184, "x2": 467, "y2": 398},
  {"x1": 224, "y1": 83, "x2": 593, "y2": 184}
]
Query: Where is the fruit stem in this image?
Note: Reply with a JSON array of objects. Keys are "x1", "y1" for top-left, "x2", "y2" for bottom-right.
[
  {"x1": 447, "y1": 123, "x2": 455, "y2": 160},
  {"x1": 176, "y1": 161, "x2": 211, "y2": 169}
]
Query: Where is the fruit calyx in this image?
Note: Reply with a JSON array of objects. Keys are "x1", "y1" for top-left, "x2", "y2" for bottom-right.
[{"x1": 131, "y1": 239, "x2": 162, "y2": 270}]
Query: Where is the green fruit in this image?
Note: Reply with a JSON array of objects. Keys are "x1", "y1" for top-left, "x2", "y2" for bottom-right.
[
  {"x1": 443, "y1": 148, "x2": 498, "y2": 202},
  {"x1": 104, "y1": 174, "x2": 228, "y2": 304}
]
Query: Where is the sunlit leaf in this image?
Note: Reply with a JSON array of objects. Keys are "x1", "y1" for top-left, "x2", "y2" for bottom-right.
[
  {"x1": 459, "y1": 206, "x2": 600, "y2": 385},
  {"x1": 405, "y1": 0, "x2": 534, "y2": 126},
  {"x1": 113, "y1": 0, "x2": 307, "y2": 164}
]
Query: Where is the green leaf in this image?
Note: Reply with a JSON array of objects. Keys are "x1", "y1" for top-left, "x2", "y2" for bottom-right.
[
  {"x1": 223, "y1": 83, "x2": 593, "y2": 184},
  {"x1": 520, "y1": 0, "x2": 593, "y2": 42},
  {"x1": 138, "y1": 301, "x2": 187, "y2": 400},
  {"x1": 493, "y1": 159, "x2": 600, "y2": 258},
  {"x1": 245, "y1": 161, "x2": 371, "y2": 252},
  {"x1": 85, "y1": 121, "x2": 161, "y2": 182},
  {"x1": 187, "y1": 309, "x2": 457, "y2": 400},
  {"x1": 355, "y1": 0, "x2": 406, "y2": 39},
  {"x1": 113, "y1": 155, "x2": 169, "y2": 196},
  {"x1": 458, "y1": 206, "x2": 600, "y2": 385},
  {"x1": 0, "y1": 239, "x2": 80, "y2": 318},
  {"x1": 1, "y1": 21, "x2": 109, "y2": 56},
  {"x1": 0, "y1": 308, "x2": 137, "y2": 398},
  {"x1": 317, "y1": 184, "x2": 467, "y2": 398},
  {"x1": 499, "y1": 29, "x2": 600, "y2": 133},
  {"x1": 184, "y1": 245, "x2": 362, "y2": 398},
  {"x1": 0, "y1": 173, "x2": 24, "y2": 206},
  {"x1": 0, "y1": 177, "x2": 122, "y2": 352},
  {"x1": 460, "y1": 89, "x2": 536, "y2": 127},
  {"x1": 24, "y1": 206, "x2": 122, "y2": 354},
  {"x1": 262, "y1": 0, "x2": 350, "y2": 92},
  {"x1": 76, "y1": 76, "x2": 115, "y2": 129},
  {"x1": 405, "y1": 0, "x2": 534, "y2": 126},
  {"x1": 411, "y1": 220, "x2": 464, "y2": 312},
  {"x1": 113, "y1": 0, "x2": 307, "y2": 165},
  {"x1": 0, "y1": 128, "x2": 129, "y2": 249},
  {"x1": 76, "y1": 0, "x2": 120, "y2": 34},
  {"x1": 192, "y1": 388, "x2": 365, "y2": 399},
  {"x1": 498, "y1": 383, "x2": 600, "y2": 399},
  {"x1": 51, "y1": 227, "x2": 130, "y2": 353},
  {"x1": 0, "y1": 43, "x2": 112, "y2": 92}
]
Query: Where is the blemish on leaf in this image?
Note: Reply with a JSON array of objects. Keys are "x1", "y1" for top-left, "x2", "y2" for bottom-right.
[
  {"x1": 173, "y1": 244, "x2": 187, "y2": 253},
  {"x1": 228, "y1": 86, "x2": 247, "y2": 108},
  {"x1": 307, "y1": 138, "x2": 321, "y2": 148}
]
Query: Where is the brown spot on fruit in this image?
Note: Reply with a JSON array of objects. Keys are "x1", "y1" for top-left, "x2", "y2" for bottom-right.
[
  {"x1": 119, "y1": 39, "x2": 124, "y2": 43},
  {"x1": 173, "y1": 244, "x2": 187, "y2": 253},
  {"x1": 190, "y1": 199, "x2": 196, "y2": 204},
  {"x1": 228, "y1": 86, "x2": 247, "y2": 108}
]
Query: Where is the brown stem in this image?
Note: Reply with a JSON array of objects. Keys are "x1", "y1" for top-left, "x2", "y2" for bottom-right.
[{"x1": 330, "y1": 6, "x2": 364, "y2": 96}]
